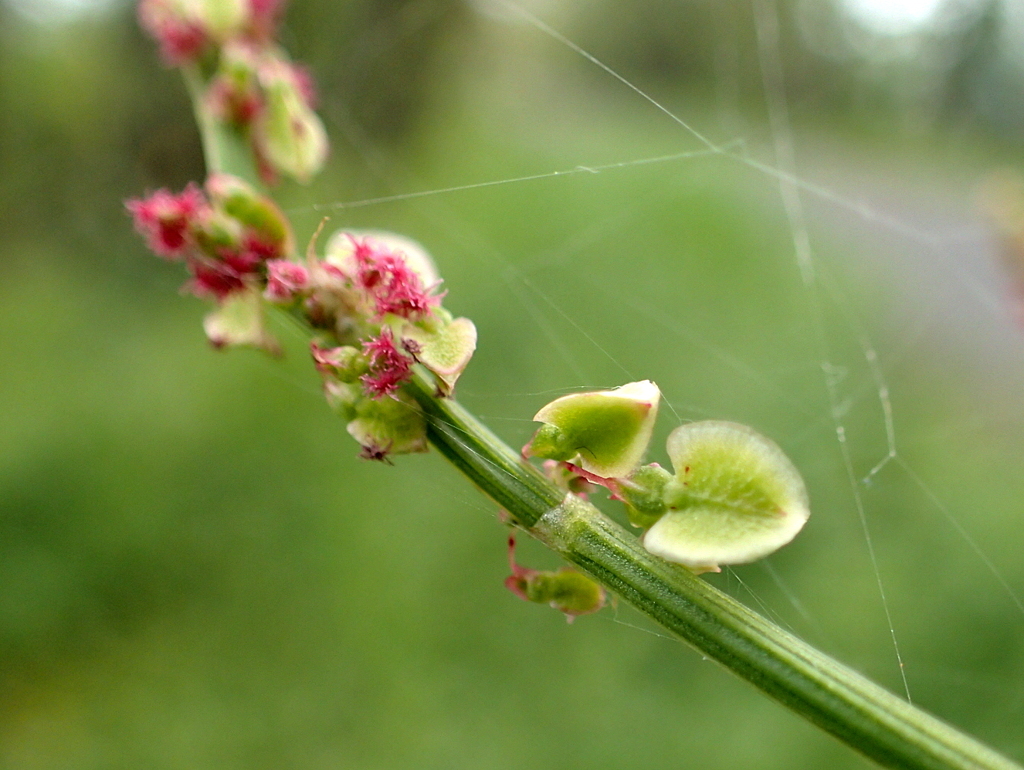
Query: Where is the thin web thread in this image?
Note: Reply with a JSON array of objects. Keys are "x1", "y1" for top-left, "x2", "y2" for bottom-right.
[
  {"x1": 294, "y1": 0, "x2": 1022, "y2": 689},
  {"x1": 467, "y1": 0, "x2": 921, "y2": 701},
  {"x1": 303, "y1": 147, "x2": 734, "y2": 213},
  {"x1": 751, "y1": 0, "x2": 912, "y2": 702}
]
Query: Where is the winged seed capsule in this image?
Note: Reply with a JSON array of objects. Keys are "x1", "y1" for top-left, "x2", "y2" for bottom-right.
[
  {"x1": 642, "y1": 421, "x2": 809, "y2": 573},
  {"x1": 524, "y1": 380, "x2": 660, "y2": 479}
]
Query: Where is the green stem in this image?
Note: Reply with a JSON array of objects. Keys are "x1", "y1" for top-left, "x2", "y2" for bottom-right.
[
  {"x1": 404, "y1": 374, "x2": 1021, "y2": 770},
  {"x1": 183, "y1": 66, "x2": 262, "y2": 189},
  {"x1": 185, "y1": 63, "x2": 1022, "y2": 770},
  {"x1": 407, "y1": 370, "x2": 562, "y2": 525}
]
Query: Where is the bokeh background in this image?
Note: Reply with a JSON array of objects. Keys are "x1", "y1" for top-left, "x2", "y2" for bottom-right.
[{"x1": 2, "y1": 0, "x2": 1024, "y2": 767}]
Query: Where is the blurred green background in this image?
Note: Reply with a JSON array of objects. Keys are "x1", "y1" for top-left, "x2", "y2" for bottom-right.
[{"x1": 2, "y1": 0, "x2": 1024, "y2": 767}]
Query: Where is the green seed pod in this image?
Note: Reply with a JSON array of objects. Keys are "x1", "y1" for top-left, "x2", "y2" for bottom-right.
[
  {"x1": 620, "y1": 463, "x2": 672, "y2": 529},
  {"x1": 524, "y1": 380, "x2": 661, "y2": 479},
  {"x1": 346, "y1": 391, "x2": 428, "y2": 457},
  {"x1": 256, "y1": 56, "x2": 328, "y2": 183},
  {"x1": 643, "y1": 421, "x2": 809, "y2": 572},
  {"x1": 525, "y1": 570, "x2": 606, "y2": 619},
  {"x1": 505, "y1": 535, "x2": 606, "y2": 621}
]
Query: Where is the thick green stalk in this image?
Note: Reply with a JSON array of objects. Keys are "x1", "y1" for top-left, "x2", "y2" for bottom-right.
[
  {"x1": 186, "y1": 66, "x2": 1022, "y2": 770},
  {"x1": 406, "y1": 371, "x2": 562, "y2": 525},
  {"x1": 404, "y1": 374, "x2": 1021, "y2": 770}
]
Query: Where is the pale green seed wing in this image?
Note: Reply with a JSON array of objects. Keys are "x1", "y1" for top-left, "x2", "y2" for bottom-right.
[{"x1": 644, "y1": 421, "x2": 809, "y2": 569}]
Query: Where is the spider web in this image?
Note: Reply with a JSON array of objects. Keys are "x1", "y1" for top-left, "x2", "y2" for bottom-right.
[{"x1": 289, "y1": 0, "x2": 1024, "y2": 757}]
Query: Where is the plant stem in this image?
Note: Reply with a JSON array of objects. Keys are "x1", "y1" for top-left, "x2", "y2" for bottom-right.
[
  {"x1": 183, "y1": 66, "x2": 262, "y2": 189},
  {"x1": 186, "y1": 67, "x2": 1022, "y2": 770},
  {"x1": 403, "y1": 373, "x2": 1021, "y2": 770},
  {"x1": 407, "y1": 371, "x2": 562, "y2": 526}
]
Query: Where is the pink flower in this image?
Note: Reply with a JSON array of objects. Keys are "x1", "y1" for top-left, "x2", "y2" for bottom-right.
[
  {"x1": 248, "y1": 0, "x2": 286, "y2": 42},
  {"x1": 361, "y1": 329, "x2": 413, "y2": 398},
  {"x1": 188, "y1": 261, "x2": 247, "y2": 301},
  {"x1": 137, "y1": 0, "x2": 209, "y2": 66},
  {"x1": 265, "y1": 259, "x2": 310, "y2": 303},
  {"x1": 310, "y1": 341, "x2": 344, "y2": 375},
  {"x1": 350, "y1": 237, "x2": 442, "y2": 320},
  {"x1": 125, "y1": 183, "x2": 209, "y2": 259}
]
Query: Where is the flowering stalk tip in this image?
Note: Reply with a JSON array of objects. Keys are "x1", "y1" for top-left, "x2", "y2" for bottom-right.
[{"x1": 138, "y1": 0, "x2": 326, "y2": 183}]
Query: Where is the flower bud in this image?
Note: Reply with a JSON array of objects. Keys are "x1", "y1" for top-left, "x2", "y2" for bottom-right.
[
  {"x1": 346, "y1": 392, "x2": 428, "y2": 458},
  {"x1": 255, "y1": 56, "x2": 328, "y2": 182},
  {"x1": 504, "y1": 535, "x2": 605, "y2": 622},
  {"x1": 205, "y1": 173, "x2": 293, "y2": 255},
  {"x1": 642, "y1": 421, "x2": 809, "y2": 573},
  {"x1": 202, "y1": 287, "x2": 280, "y2": 354},
  {"x1": 524, "y1": 380, "x2": 660, "y2": 479}
]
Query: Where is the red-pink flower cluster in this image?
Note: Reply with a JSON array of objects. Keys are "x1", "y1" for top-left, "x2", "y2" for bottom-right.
[
  {"x1": 265, "y1": 259, "x2": 310, "y2": 303},
  {"x1": 349, "y1": 237, "x2": 442, "y2": 320},
  {"x1": 137, "y1": 1, "x2": 208, "y2": 65},
  {"x1": 125, "y1": 183, "x2": 208, "y2": 259},
  {"x1": 361, "y1": 329, "x2": 415, "y2": 399},
  {"x1": 126, "y1": 184, "x2": 288, "y2": 302},
  {"x1": 136, "y1": 0, "x2": 326, "y2": 184},
  {"x1": 137, "y1": 0, "x2": 287, "y2": 66}
]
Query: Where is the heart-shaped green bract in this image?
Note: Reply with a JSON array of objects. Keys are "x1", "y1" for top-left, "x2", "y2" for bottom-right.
[
  {"x1": 402, "y1": 313, "x2": 477, "y2": 395},
  {"x1": 643, "y1": 421, "x2": 809, "y2": 571},
  {"x1": 526, "y1": 380, "x2": 660, "y2": 479}
]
